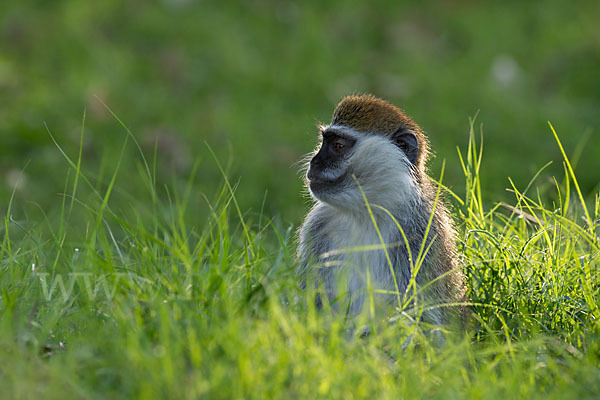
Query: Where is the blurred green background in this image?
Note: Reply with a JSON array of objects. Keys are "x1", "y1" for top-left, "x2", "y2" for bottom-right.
[{"x1": 1, "y1": 0, "x2": 599, "y2": 223}]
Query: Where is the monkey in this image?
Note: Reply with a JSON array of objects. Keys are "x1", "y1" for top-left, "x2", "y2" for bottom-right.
[{"x1": 297, "y1": 94, "x2": 465, "y2": 328}]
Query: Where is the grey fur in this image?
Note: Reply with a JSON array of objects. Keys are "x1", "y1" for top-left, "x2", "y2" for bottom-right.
[{"x1": 297, "y1": 121, "x2": 465, "y2": 326}]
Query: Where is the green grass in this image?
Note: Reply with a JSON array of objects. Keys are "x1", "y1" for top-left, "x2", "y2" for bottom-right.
[
  {"x1": 1, "y1": 116, "x2": 599, "y2": 399},
  {"x1": 2, "y1": 2, "x2": 600, "y2": 396}
]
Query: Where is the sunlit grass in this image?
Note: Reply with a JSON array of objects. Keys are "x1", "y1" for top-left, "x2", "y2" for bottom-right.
[{"x1": 0, "y1": 117, "x2": 599, "y2": 399}]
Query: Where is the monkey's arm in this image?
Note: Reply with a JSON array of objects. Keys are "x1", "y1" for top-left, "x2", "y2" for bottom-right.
[
  {"x1": 297, "y1": 205, "x2": 328, "y2": 282},
  {"x1": 296, "y1": 204, "x2": 338, "y2": 308}
]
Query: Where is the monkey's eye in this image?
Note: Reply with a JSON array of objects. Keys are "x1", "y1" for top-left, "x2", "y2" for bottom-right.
[
  {"x1": 322, "y1": 131, "x2": 355, "y2": 154},
  {"x1": 334, "y1": 142, "x2": 345, "y2": 152}
]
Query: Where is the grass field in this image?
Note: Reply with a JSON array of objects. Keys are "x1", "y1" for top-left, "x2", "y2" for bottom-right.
[
  {"x1": 1, "y1": 119, "x2": 599, "y2": 398},
  {"x1": 1, "y1": 1, "x2": 600, "y2": 398}
]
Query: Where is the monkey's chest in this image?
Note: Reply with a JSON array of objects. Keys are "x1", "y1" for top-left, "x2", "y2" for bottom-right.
[{"x1": 325, "y1": 222, "x2": 401, "y2": 290}]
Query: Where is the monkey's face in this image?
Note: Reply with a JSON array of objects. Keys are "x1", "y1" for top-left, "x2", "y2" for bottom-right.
[
  {"x1": 306, "y1": 125, "x2": 419, "y2": 212},
  {"x1": 306, "y1": 129, "x2": 356, "y2": 196}
]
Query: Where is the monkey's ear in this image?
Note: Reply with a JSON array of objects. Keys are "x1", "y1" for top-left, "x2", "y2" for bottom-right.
[{"x1": 392, "y1": 129, "x2": 418, "y2": 165}]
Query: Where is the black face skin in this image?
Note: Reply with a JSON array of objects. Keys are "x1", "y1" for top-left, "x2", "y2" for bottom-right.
[{"x1": 307, "y1": 130, "x2": 356, "y2": 193}]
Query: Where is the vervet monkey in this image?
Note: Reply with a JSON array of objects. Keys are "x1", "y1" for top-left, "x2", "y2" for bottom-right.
[{"x1": 297, "y1": 94, "x2": 465, "y2": 327}]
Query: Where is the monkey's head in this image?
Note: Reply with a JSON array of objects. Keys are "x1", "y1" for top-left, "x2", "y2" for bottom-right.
[{"x1": 306, "y1": 94, "x2": 430, "y2": 212}]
